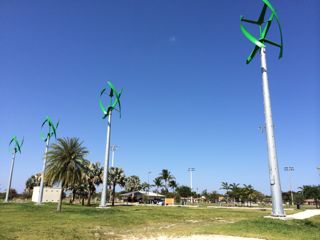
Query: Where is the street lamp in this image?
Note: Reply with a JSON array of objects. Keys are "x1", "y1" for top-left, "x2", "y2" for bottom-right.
[
  {"x1": 284, "y1": 166, "x2": 294, "y2": 206},
  {"x1": 110, "y1": 145, "x2": 119, "y2": 167},
  {"x1": 188, "y1": 168, "x2": 195, "y2": 203}
]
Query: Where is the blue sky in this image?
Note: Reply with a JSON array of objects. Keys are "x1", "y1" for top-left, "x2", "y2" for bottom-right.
[{"x1": 0, "y1": 0, "x2": 319, "y2": 194}]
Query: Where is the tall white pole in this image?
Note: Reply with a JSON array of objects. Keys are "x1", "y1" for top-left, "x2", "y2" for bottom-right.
[
  {"x1": 188, "y1": 168, "x2": 195, "y2": 204},
  {"x1": 37, "y1": 137, "x2": 50, "y2": 204},
  {"x1": 100, "y1": 111, "x2": 112, "y2": 207},
  {"x1": 289, "y1": 170, "x2": 294, "y2": 206},
  {"x1": 5, "y1": 152, "x2": 16, "y2": 202},
  {"x1": 111, "y1": 149, "x2": 115, "y2": 167},
  {"x1": 260, "y1": 47, "x2": 285, "y2": 217},
  {"x1": 284, "y1": 166, "x2": 294, "y2": 206}
]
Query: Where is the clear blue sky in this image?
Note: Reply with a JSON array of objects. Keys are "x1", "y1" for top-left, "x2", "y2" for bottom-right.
[{"x1": 0, "y1": 0, "x2": 319, "y2": 194}]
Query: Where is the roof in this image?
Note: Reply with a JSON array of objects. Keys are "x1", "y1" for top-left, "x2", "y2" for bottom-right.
[{"x1": 121, "y1": 191, "x2": 164, "y2": 197}]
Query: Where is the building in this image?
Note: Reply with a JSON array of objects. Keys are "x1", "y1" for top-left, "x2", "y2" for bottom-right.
[
  {"x1": 32, "y1": 186, "x2": 62, "y2": 203},
  {"x1": 121, "y1": 191, "x2": 165, "y2": 203}
]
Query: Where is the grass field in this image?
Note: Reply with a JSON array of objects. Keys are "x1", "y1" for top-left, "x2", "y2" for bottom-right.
[{"x1": 0, "y1": 203, "x2": 319, "y2": 240}]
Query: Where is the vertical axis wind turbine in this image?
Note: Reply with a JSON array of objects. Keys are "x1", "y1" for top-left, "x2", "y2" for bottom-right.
[
  {"x1": 5, "y1": 136, "x2": 24, "y2": 202},
  {"x1": 240, "y1": 0, "x2": 285, "y2": 216},
  {"x1": 99, "y1": 81, "x2": 122, "y2": 208},
  {"x1": 37, "y1": 117, "x2": 59, "y2": 204}
]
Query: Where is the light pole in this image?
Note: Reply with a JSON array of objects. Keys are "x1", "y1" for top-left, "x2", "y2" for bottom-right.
[
  {"x1": 147, "y1": 171, "x2": 151, "y2": 203},
  {"x1": 284, "y1": 166, "x2": 294, "y2": 206},
  {"x1": 99, "y1": 81, "x2": 122, "y2": 208},
  {"x1": 37, "y1": 117, "x2": 59, "y2": 205},
  {"x1": 110, "y1": 145, "x2": 118, "y2": 167},
  {"x1": 188, "y1": 168, "x2": 195, "y2": 203},
  {"x1": 5, "y1": 136, "x2": 23, "y2": 202},
  {"x1": 240, "y1": 0, "x2": 285, "y2": 217},
  {"x1": 147, "y1": 171, "x2": 151, "y2": 193}
]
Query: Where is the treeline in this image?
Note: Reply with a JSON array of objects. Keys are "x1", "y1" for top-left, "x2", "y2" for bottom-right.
[{"x1": 3, "y1": 137, "x2": 319, "y2": 210}]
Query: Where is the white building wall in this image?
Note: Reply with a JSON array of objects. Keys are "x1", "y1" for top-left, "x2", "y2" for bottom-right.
[{"x1": 32, "y1": 186, "x2": 62, "y2": 203}]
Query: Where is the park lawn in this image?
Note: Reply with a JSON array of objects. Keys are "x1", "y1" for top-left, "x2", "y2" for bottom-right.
[{"x1": 0, "y1": 203, "x2": 319, "y2": 240}]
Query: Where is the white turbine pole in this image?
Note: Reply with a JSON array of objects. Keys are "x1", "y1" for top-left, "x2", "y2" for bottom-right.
[
  {"x1": 5, "y1": 152, "x2": 16, "y2": 202},
  {"x1": 260, "y1": 47, "x2": 285, "y2": 217},
  {"x1": 100, "y1": 111, "x2": 112, "y2": 207},
  {"x1": 37, "y1": 137, "x2": 50, "y2": 204}
]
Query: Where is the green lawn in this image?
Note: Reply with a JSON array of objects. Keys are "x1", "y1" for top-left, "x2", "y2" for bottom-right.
[{"x1": 0, "y1": 202, "x2": 319, "y2": 240}]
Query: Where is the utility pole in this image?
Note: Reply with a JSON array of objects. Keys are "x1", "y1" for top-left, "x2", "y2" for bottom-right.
[
  {"x1": 110, "y1": 145, "x2": 118, "y2": 167},
  {"x1": 188, "y1": 168, "x2": 195, "y2": 204},
  {"x1": 284, "y1": 166, "x2": 294, "y2": 206},
  {"x1": 147, "y1": 171, "x2": 151, "y2": 203}
]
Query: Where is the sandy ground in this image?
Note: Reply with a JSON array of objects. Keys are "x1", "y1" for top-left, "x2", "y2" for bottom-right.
[{"x1": 128, "y1": 235, "x2": 264, "y2": 240}]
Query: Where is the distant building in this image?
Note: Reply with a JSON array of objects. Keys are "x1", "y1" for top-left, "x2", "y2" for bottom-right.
[
  {"x1": 32, "y1": 186, "x2": 62, "y2": 203},
  {"x1": 304, "y1": 199, "x2": 316, "y2": 206},
  {"x1": 121, "y1": 191, "x2": 164, "y2": 203}
]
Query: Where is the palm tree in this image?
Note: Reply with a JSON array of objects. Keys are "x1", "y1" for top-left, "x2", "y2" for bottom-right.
[
  {"x1": 220, "y1": 182, "x2": 230, "y2": 203},
  {"x1": 159, "y1": 169, "x2": 174, "y2": 192},
  {"x1": 25, "y1": 173, "x2": 41, "y2": 193},
  {"x1": 243, "y1": 184, "x2": 255, "y2": 206},
  {"x1": 169, "y1": 180, "x2": 178, "y2": 192},
  {"x1": 108, "y1": 167, "x2": 126, "y2": 206},
  {"x1": 229, "y1": 183, "x2": 240, "y2": 205},
  {"x1": 125, "y1": 175, "x2": 141, "y2": 192},
  {"x1": 140, "y1": 182, "x2": 152, "y2": 192},
  {"x1": 45, "y1": 137, "x2": 89, "y2": 211},
  {"x1": 153, "y1": 177, "x2": 163, "y2": 193},
  {"x1": 83, "y1": 162, "x2": 103, "y2": 205}
]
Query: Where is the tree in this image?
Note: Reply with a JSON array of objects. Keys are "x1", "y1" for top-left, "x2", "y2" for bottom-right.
[
  {"x1": 207, "y1": 191, "x2": 221, "y2": 203},
  {"x1": 229, "y1": 183, "x2": 240, "y2": 204},
  {"x1": 25, "y1": 173, "x2": 41, "y2": 193},
  {"x1": 5, "y1": 188, "x2": 18, "y2": 200},
  {"x1": 293, "y1": 192, "x2": 305, "y2": 207},
  {"x1": 108, "y1": 167, "x2": 126, "y2": 206},
  {"x1": 125, "y1": 175, "x2": 141, "y2": 192},
  {"x1": 140, "y1": 182, "x2": 152, "y2": 192},
  {"x1": 83, "y1": 162, "x2": 103, "y2": 205},
  {"x1": 153, "y1": 177, "x2": 163, "y2": 193},
  {"x1": 168, "y1": 180, "x2": 178, "y2": 192},
  {"x1": 299, "y1": 185, "x2": 320, "y2": 208},
  {"x1": 45, "y1": 137, "x2": 89, "y2": 211},
  {"x1": 243, "y1": 184, "x2": 255, "y2": 206},
  {"x1": 159, "y1": 169, "x2": 174, "y2": 192},
  {"x1": 220, "y1": 182, "x2": 230, "y2": 203},
  {"x1": 176, "y1": 185, "x2": 192, "y2": 198}
]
